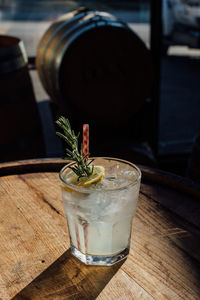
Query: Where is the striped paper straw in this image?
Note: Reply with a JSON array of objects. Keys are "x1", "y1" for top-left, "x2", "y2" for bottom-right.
[{"x1": 82, "y1": 124, "x2": 89, "y2": 158}]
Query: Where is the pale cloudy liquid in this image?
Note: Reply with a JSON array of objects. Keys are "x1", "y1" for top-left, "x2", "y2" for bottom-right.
[{"x1": 61, "y1": 159, "x2": 141, "y2": 256}]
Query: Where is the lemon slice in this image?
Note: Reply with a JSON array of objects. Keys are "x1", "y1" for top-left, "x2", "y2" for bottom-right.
[
  {"x1": 63, "y1": 166, "x2": 105, "y2": 186},
  {"x1": 61, "y1": 166, "x2": 105, "y2": 192},
  {"x1": 70, "y1": 165, "x2": 105, "y2": 186}
]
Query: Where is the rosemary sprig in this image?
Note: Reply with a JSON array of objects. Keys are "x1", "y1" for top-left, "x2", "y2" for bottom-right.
[{"x1": 56, "y1": 116, "x2": 93, "y2": 179}]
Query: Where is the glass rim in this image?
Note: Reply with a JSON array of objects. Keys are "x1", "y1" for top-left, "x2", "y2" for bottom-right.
[{"x1": 59, "y1": 157, "x2": 142, "y2": 193}]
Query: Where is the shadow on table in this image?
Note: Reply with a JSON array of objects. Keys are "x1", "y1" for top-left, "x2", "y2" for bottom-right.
[{"x1": 14, "y1": 248, "x2": 124, "y2": 300}]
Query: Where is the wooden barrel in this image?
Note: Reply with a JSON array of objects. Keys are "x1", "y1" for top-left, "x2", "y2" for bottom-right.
[
  {"x1": 36, "y1": 8, "x2": 154, "y2": 126},
  {"x1": 0, "y1": 159, "x2": 200, "y2": 299},
  {"x1": 0, "y1": 35, "x2": 45, "y2": 162}
]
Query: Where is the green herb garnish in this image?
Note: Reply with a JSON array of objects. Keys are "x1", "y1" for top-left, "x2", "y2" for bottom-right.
[{"x1": 56, "y1": 116, "x2": 93, "y2": 179}]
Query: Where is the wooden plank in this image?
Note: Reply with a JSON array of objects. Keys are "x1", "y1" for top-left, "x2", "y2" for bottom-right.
[
  {"x1": 0, "y1": 172, "x2": 69, "y2": 300},
  {"x1": 140, "y1": 165, "x2": 200, "y2": 199},
  {"x1": 12, "y1": 183, "x2": 200, "y2": 300},
  {"x1": 14, "y1": 252, "x2": 153, "y2": 300},
  {"x1": 0, "y1": 160, "x2": 200, "y2": 299},
  {"x1": 0, "y1": 158, "x2": 66, "y2": 176},
  {"x1": 127, "y1": 193, "x2": 200, "y2": 299},
  {"x1": 141, "y1": 183, "x2": 200, "y2": 229}
]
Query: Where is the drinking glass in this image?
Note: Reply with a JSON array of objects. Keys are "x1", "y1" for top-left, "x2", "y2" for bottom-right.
[{"x1": 59, "y1": 157, "x2": 141, "y2": 266}]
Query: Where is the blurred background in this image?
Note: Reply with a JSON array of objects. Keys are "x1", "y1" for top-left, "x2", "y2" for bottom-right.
[{"x1": 0, "y1": 0, "x2": 200, "y2": 180}]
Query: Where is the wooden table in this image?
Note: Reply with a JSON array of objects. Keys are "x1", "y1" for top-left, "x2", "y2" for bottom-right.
[{"x1": 0, "y1": 159, "x2": 200, "y2": 300}]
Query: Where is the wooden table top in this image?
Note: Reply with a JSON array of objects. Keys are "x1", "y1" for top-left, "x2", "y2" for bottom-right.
[{"x1": 0, "y1": 158, "x2": 200, "y2": 300}]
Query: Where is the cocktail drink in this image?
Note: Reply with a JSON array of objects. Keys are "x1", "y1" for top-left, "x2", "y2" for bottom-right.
[{"x1": 59, "y1": 157, "x2": 141, "y2": 266}]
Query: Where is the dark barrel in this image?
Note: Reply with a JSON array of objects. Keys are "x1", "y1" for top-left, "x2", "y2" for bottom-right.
[
  {"x1": 0, "y1": 35, "x2": 45, "y2": 162},
  {"x1": 36, "y1": 8, "x2": 154, "y2": 160}
]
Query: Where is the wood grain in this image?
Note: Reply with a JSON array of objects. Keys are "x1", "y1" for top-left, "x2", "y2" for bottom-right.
[
  {"x1": 0, "y1": 159, "x2": 199, "y2": 299},
  {"x1": 0, "y1": 172, "x2": 69, "y2": 300},
  {"x1": 13, "y1": 188, "x2": 200, "y2": 300}
]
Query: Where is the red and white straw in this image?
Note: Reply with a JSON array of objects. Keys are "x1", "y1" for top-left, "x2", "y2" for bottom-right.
[{"x1": 82, "y1": 124, "x2": 89, "y2": 158}]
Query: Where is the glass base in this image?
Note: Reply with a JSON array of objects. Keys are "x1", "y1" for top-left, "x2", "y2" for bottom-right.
[{"x1": 71, "y1": 246, "x2": 129, "y2": 266}]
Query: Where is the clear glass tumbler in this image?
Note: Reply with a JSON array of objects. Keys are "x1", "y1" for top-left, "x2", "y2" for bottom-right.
[{"x1": 59, "y1": 157, "x2": 141, "y2": 266}]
